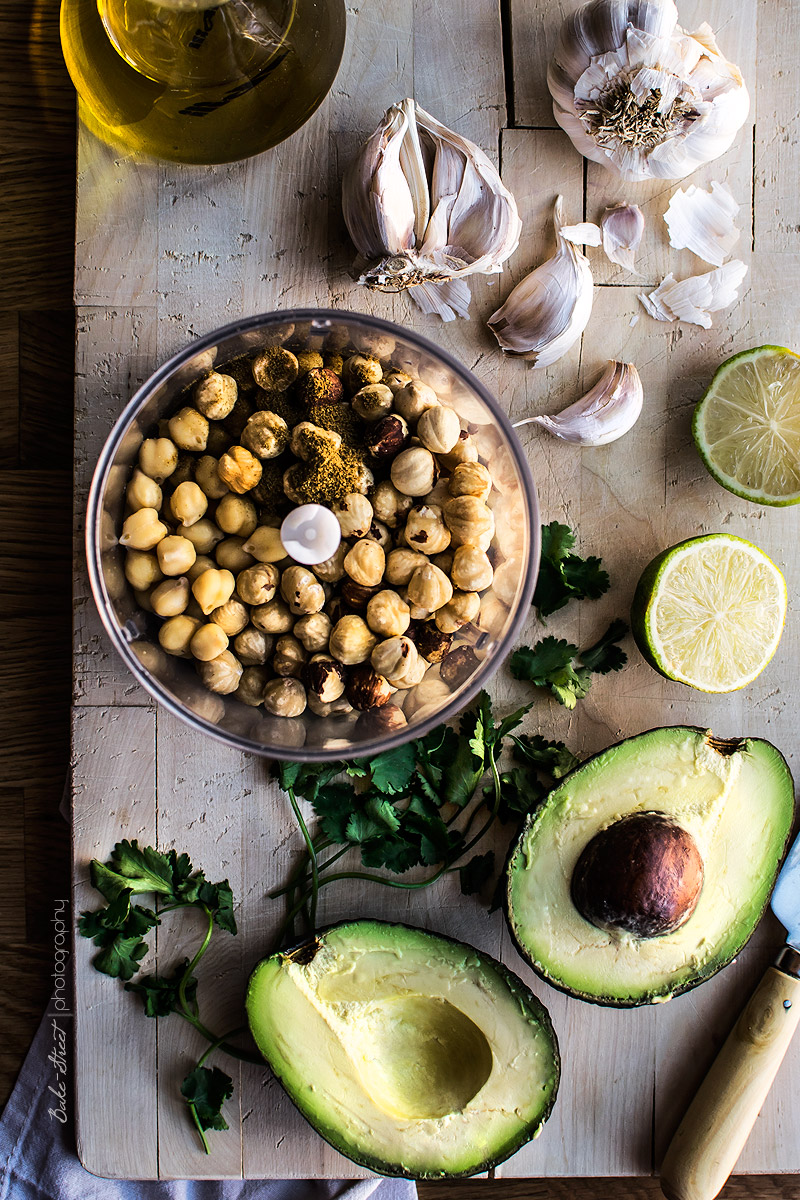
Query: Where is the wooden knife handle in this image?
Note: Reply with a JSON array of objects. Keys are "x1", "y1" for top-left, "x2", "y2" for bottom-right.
[{"x1": 660, "y1": 965, "x2": 800, "y2": 1200}]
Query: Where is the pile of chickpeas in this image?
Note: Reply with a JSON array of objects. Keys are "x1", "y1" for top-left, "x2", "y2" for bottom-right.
[{"x1": 118, "y1": 333, "x2": 519, "y2": 734}]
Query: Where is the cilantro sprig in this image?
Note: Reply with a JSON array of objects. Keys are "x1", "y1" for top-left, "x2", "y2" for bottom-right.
[
  {"x1": 534, "y1": 521, "x2": 610, "y2": 619},
  {"x1": 79, "y1": 842, "x2": 258, "y2": 1153},
  {"x1": 511, "y1": 619, "x2": 629, "y2": 708}
]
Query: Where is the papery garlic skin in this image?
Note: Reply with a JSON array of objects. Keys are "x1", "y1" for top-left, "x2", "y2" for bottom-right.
[
  {"x1": 664, "y1": 180, "x2": 739, "y2": 266},
  {"x1": 601, "y1": 203, "x2": 645, "y2": 271},
  {"x1": 487, "y1": 197, "x2": 594, "y2": 366},
  {"x1": 515, "y1": 361, "x2": 643, "y2": 445},
  {"x1": 560, "y1": 222, "x2": 602, "y2": 246},
  {"x1": 639, "y1": 259, "x2": 747, "y2": 327},
  {"x1": 342, "y1": 99, "x2": 521, "y2": 321},
  {"x1": 548, "y1": 0, "x2": 750, "y2": 182}
]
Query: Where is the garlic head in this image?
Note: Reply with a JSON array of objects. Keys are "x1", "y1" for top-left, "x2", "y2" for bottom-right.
[
  {"x1": 487, "y1": 197, "x2": 594, "y2": 366},
  {"x1": 548, "y1": 1, "x2": 750, "y2": 181},
  {"x1": 342, "y1": 99, "x2": 521, "y2": 322},
  {"x1": 515, "y1": 361, "x2": 643, "y2": 445}
]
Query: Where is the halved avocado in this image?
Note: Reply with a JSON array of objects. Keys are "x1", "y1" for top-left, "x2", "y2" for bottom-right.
[
  {"x1": 506, "y1": 726, "x2": 794, "y2": 1007},
  {"x1": 246, "y1": 919, "x2": 560, "y2": 1178}
]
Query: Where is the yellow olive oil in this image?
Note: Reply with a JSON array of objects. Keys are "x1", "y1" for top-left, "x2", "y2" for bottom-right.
[{"x1": 60, "y1": 0, "x2": 345, "y2": 163}]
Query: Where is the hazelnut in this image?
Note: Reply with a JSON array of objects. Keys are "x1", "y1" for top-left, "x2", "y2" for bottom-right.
[
  {"x1": 492, "y1": 558, "x2": 521, "y2": 608},
  {"x1": 252, "y1": 347, "x2": 299, "y2": 392},
  {"x1": 235, "y1": 666, "x2": 271, "y2": 707},
  {"x1": 394, "y1": 381, "x2": 439, "y2": 426},
  {"x1": 341, "y1": 579, "x2": 378, "y2": 611},
  {"x1": 404, "y1": 504, "x2": 451, "y2": 555},
  {"x1": 251, "y1": 596, "x2": 294, "y2": 634},
  {"x1": 438, "y1": 431, "x2": 478, "y2": 471},
  {"x1": 415, "y1": 622, "x2": 452, "y2": 663},
  {"x1": 311, "y1": 543, "x2": 347, "y2": 583},
  {"x1": 449, "y1": 461, "x2": 492, "y2": 502},
  {"x1": 370, "y1": 480, "x2": 413, "y2": 529},
  {"x1": 443, "y1": 495, "x2": 495, "y2": 550},
  {"x1": 296, "y1": 367, "x2": 344, "y2": 406},
  {"x1": 367, "y1": 520, "x2": 392, "y2": 553},
  {"x1": 241, "y1": 411, "x2": 290, "y2": 460},
  {"x1": 332, "y1": 493, "x2": 373, "y2": 539},
  {"x1": 307, "y1": 692, "x2": 354, "y2": 718},
  {"x1": 273, "y1": 634, "x2": 308, "y2": 677},
  {"x1": 234, "y1": 626, "x2": 273, "y2": 666},
  {"x1": 218, "y1": 445, "x2": 263, "y2": 494},
  {"x1": 391, "y1": 446, "x2": 438, "y2": 497},
  {"x1": 450, "y1": 545, "x2": 494, "y2": 593},
  {"x1": 280, "y1": 565, "x2": 326, "y2": 615},
  {"x1": 366, "y1": 589, "x2": 410, "y2": 638},
  {"x1": 371, "y1": 635, "x2": 419, "y2": 687},
  {"x1": 435, "y1": 590, "x2": 481, "y2": 634},
  {"x1": 194, "y1": 372, "x2": 238, "y2": 420},
  {"x1": 296, "y1": 350, "x2": 324, "y2": 374},
  {"x1": 356, "y1": 703, "x2": 408, "y2": 735},
  {"x1": 345, "y1": 665, "x2": 394, "y2": 711},
  {"x1": 302, "y1": 655, "x2": 346, "y2": 703},
  {"x1": 417, "y1": 405, "x2": 462, "y2": 455},
  {"x1": 477, "y1": 593, "x2": 509, "y2": 636},
  {"x1": 352, "y1": 383, "x2": 394, "y2": 422},
  {"x1": 344, "y1": 354, "x2": 383, "y2": 390},
  {"x1": 197, "y1": 649, "x2": 243, "y2": 694},
  {"x1": 385, "y1": 548, "x2": 429, "y2": 587},
  {"x1": 262, "y1": 677, "x2": 307, "y2": 717},
  {"x1": 440, "y1": 645, "x2": 480, "y2": 689},
  {"x1": 329, "y1": 615, "x2": 378, "y2": 665},
  {"x1": 402, "y1": 674, "x2": 451, "y2": 718},
  {"x1": 236, "y1": 563, "x2": 279, "y2": 606},
  {"x1": 407, "y1": 563, "x2": 453, "y2": 615},
  {"x1": 382, "y1": 370, "x2": 413, "y2": 394},
  {"x1": 344, "y1": 539, "x2": 385, "y2": 588},
  {"x1": 294, "y1": 612, "x2": 332, "y2": 653},
  {"x1": 210, "y1": 597, "x2": 249, "y2": 636},
  {"x1": 366, "y1": 414, "x2": 409, "y2": 459}
]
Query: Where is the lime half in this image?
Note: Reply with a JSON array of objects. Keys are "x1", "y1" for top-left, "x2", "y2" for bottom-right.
[
  {"x1": 632, "y1": 534, "x2": 786, "y2": 692},
  {"x1": 693, "y1": 345, "x2": 800, "y2": 505}
]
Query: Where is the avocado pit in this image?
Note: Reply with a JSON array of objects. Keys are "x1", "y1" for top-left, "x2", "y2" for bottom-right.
[{"x1": 570, "y1": 811, "x2": 704, "y2": 939}]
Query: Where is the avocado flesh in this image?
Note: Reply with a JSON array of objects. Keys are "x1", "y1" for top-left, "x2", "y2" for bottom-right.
[
  {"x1": 507, "y1": 726, "x2": 794, "y2": 1006},
  {"x1": 246, "y1": 920, "x2": 560, "y2": 1178}
]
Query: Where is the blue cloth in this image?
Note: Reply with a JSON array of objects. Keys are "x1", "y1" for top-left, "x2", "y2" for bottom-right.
[{"x1": 0, "y1": 1010, "x2": 417, "y2": 1200}]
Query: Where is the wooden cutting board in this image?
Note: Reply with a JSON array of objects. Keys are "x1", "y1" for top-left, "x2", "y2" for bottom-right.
[{"x1": 71, "y1": 0, "x2": 800, "y2": 1180}]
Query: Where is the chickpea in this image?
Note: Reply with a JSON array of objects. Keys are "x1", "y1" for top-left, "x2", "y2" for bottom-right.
[
  {"x1": 235, "y1": 666, "x2": 271, "y2": 707},
  {"x1": 186, "y1": 554, "x2": 217, "y2": 583},
  {"x1": 206, "y1": 424, "x2": 231, "y2": 457},
  {"x1": 133, "y1": 588, "x2": 153, "y2": 612},
  {"x1": 177, "y1": 518, "x2": 224, "y2": 555},
  {"x1": 151, "y1": 576, "x2": 191, "y2": 617},
  {"x1": 273, "y1": 634, "x2": 307, "y2": 678},
  {"x1": 210, "y1": 597, "x2": 249, "y2": 635},
  {"x1": 404, "y1": 504, "x2": 451, "y2": 555},
  {"x1": 124, "y1": 549, "x2": 163, "y2": 591},
  {"x1": 385, "y1": 548, "x2": 428, "y2": 587},
  {"x1": 192, "y1": 567, "x2": 235, "y2": 615},
  {"x1": 311, "y1": 543, "x2": 347, "y2": 583},
  {"x1": 370, "y1": 479, "x2": 412, "y2": 529},
  {"x1": 194, "y1": 455, "x2": 230, "y2": 501},
  {"x1": 168, "y1": 407, "x2": 209, "y2": 452},
  {"x1": 170, "y1": 481, "x2": 208, "y2": 528},
  {"x1": 234, "y1": 627, "x2": 273, "y2": 666},
  {"x1": 194, "y1": 372, "x2": 238, "y2": 420},
  {"x1": 159, "y1": 614, "x2": 202, "y2": 658},
  {"x1": 394, "y1": 380, "x2": 439, "y2": 426},
  {"x1": 417, "y1": 405, "x2": 462, "y2": 455},
  {"x1": 241, "y1": 411, "x2": 289, "y2": 459},
  {"x1": 216, "y1": 494, "x2": 258, "y2": 538},
  {"x1": 184, "y1": 596, "x2": 206, "y2": 621},
  {"x1": 332, "y1": 492, "x2": 373, "y2": 539},
  {"x1": 281, "y1": 565, "x2": 325, "y2": 615},
  {"x1": 139, "y1": 437, "x2": 178, "y2": 483},
  {"x1": 435, "y1": 590, "x2": 481, "y2": 634},
  {"x1": 127, "y1": 468, "x2": 163, "y2": 512},
  {"x1": 236, "y1": 563, "x2": 279, "y2": 606},
  {"x1": 263, "y1": 677, "x2": 307, "y2": 717},
  {"x1": 241, "y1": 525, "x2": 286, "y2": 563},
  {"x1": 215, "y1": 537, "x2": 255, "y2": 572},
  {"x1": 352, "y1": 383, "x2": 393, "y2": 422},
  {"x1": 168, "y1": 452, "x2": 195, "y2": 489},
  {"x1": 371, "y1": 636, "x2": 419, "y2": 688},
  {"x1": 120, "y1": 508, "x2": 168, "y2": 551},
  {"x1": 391, "y1": 446, "x2": 437, "y2": 497},
  {"x1": 190, "y1": 623, "x2": 229, "y2": 662},
  {"x1": 407, "y1": 563, "x2": 453, "y2": 615},
  {"x1": 449, "y1": 461, "x2": 492, "y2": 502},
  {"x1": 329, "y1": 615, "x2": 378, "y2": 666},
  {"x1": 366, "y1": 590, "x2": 410, "y2": 638},
  {"x1": 294, "y1": 611, "x2": 332, "y2": 653},
  {"x1": 443, "y1": 495, "x2": 495, "y2": 550},
  {"x1": 492, "y1": 558, "x2": 522, "y2": 608},
  {"x1": 251, "y1": 596, "x2": 294, "y2": 634},
  {"x1": 218, "y1": 444, "x2": 262, "y2": 494},
  {"x1": 157, "y1": 535, "x2": 197, "y2": 577},
  {"x1": 450, "y1": 545, "x2": 494, "y2": 593},
  {"x1": 344, "y1": 539, "x2": 385, "y2": 589},
  {"x1": 197, "y1": 650, "x2": 242, "y2": 695}
]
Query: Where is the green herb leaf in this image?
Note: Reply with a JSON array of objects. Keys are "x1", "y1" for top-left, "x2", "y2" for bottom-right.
[
  {"x1": 579, "y1": 618, "x2": 629, "y2": 674},
  {"x1": 364, "y1": 795, "x2": 402, "y2": 834},
  {"x1": 511, "y1": 637, "x2": 578, "y2": 685},
  {"x1": 125, "y1": 960, "x2": 198, "y2": 1018},
  {"x1": 512, "y1": 734, "x2": 580, "y2": 780},
  {"x1": 369, "y1": 743, "x2": 418, "y2": 795},
  {"x1": 93, "y1": 933, "x2": 150, "y2": 981},
  {"x1": 181, "y1": 1066, "x2": 233, "y2": 1133},
  {"x1": 197, "y1": 879, "x2": 237, "y2": 935},
  {"x1": 496, "y1": 766, "x2": 547, "y2": 821},
  {"x1": 310, "y1": 781, "x2": 361, "y2": 843},
  {"x1": 459, "y1": 852, "x2": 496, "y2": 896},
  {"x1": 561, "y1": 553, "x2": 610, "y2": 601},
  {"x1": 533, "y1": 521, "x2": 610, "y2": 618}
]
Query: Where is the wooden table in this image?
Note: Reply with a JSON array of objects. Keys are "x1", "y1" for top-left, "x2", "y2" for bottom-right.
[{"x1": 71, "y1": 0, "x2": 800, "y2": 1183}]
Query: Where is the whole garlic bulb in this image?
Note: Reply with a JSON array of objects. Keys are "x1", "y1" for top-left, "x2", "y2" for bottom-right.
[
  {"x1": 548, "y1": 0, "x2": 749, "y2": 181},
  {"x1": 342, "y1": 99, "x2": 521, "y2": 321}
]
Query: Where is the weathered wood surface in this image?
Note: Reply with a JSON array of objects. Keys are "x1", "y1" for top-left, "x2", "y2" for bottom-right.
[{"x1": 72, "y1": 0, "x2": 800, "y2": 1181}]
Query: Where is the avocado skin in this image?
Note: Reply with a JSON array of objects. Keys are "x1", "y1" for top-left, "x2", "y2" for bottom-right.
[
  {"x1": 504, "y1": 726, "x2": 795, "y2": 1008},
  {"x1": 246, "y1": 919, "x2": 561, "y2": 1179}
]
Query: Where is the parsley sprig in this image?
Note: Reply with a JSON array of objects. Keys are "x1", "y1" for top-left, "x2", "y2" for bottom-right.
[
  {"x1": 79, "y1": 841, "x2": 259, "y2": 1153},
  {"x1": 534, "y1": 521, "x2": 610, "y2": 619}
]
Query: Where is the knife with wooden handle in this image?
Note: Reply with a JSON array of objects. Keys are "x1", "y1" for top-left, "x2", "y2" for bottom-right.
[{"x1": 660, "y1": 828, "x2": 800, "y2": 1200}]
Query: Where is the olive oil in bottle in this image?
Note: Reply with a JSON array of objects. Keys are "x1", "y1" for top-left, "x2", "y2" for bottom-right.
[{"x1": 60, "y1": 0, "x2": 346, "y2": 164}]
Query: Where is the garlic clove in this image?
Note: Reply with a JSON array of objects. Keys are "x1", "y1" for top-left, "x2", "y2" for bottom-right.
[
  {"x1": 664, "y1": 180, "x2": 740, "y2": 267},
  {"x1": 487, "y1": 196, "x2": 594, "y2": 366},
  {"x1": 514, "y1": 361, "x2": 643, "y2": 446},
  {"x1": 560, "y1": 222, "x2": 602, "y2": 246},
  {"x1": 600, "y1": 203, "x2": 645, "y2": 271},
  {"x1": 639, "y1": 260, "x2": 748, "y2": 328},
  {"x1": 343, "y1": 105, "x2": 416, "y2": 261}
]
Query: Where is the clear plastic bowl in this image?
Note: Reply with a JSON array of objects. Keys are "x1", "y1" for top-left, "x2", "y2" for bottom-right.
[{"x1": 86, "y1": 309, "x2": 540, "y2": 760}]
